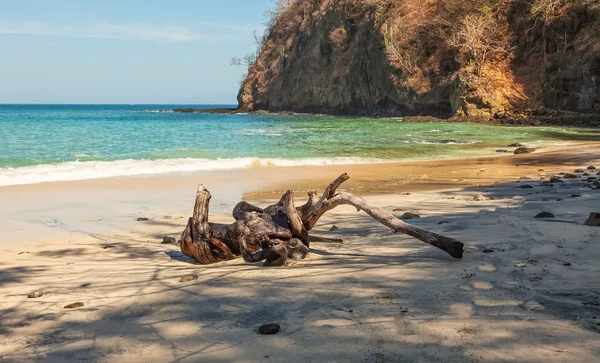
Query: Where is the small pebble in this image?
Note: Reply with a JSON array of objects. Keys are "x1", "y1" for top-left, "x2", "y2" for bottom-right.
[
  {"x1": 534, "y1": 212, "x2": 555, "y2": 219},
  {"x1": 587, "y1": 166, "x2": 596, "y2": 170},
  {"x1": 259, "y1": 323, "x2": 280, "y2": 335},
  {"x1": 179, "y1": 275, "x2": 199, "y2": 282},
  {"x1": 27, "y1": 291, "x2": 45, "y2": 299},
  {"x1": 437, "y1": 221, "x2": 450, "y2": 225},
  {"x1": 570, "y1": 194, "x2": 581, "y2": 198},
  {"x1": 483, "y1": 249, "x2": 495, "y2": 253},
  {"x1": 64, "y1": 302, "x2": 84, "y2": 309},
  {"x1": 103, "y1": 245, "x2": 117, "y2": 249},
  {"x1": 563, "y1": 262, "x2": 572, "y2": 266},
  {"x1": 518, "y1": 185, "x2": 534, "y2": 189},
  {"x1": 137, "y1": 217, "x2": 149, "y2": 221},
  {"x1": 162, "y1": 236, "x2": 177, "y2": 244},
  {"x1": 329, "y1": 225, "x2": 339, "y2": 232}
]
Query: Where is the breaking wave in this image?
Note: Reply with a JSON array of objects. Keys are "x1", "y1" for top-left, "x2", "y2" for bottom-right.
[{"x1": 0, "y1": 157, "x2": 390, "y2": 187}]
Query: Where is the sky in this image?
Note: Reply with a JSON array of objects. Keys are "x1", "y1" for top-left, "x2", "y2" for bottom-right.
[{"x1": 0, "y1": 0, "x2": 274, "y2": 104}]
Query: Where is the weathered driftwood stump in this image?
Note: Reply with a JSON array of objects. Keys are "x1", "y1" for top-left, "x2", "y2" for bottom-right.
[{"x1": 180, "y1": 174, "x2": 464, "y2": 266}]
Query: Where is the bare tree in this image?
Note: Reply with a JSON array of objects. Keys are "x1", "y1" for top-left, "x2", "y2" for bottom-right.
[{"x1": 447, "y1": 12, "x2": 512, "y2": 76}]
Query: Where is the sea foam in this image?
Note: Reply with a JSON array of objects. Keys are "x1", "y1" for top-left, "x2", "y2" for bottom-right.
[{"x1": 0, "y1": 157, "x2": 388, "y2": 187}]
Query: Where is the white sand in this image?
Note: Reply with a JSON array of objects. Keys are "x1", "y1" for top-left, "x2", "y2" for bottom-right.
[{"x1": 1, "y1": 146, "x2": 599, "y2": 362}]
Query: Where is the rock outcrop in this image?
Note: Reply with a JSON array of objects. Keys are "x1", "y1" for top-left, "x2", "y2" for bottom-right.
[{"x1": 237, "y1": 0, "x2": 600, "y2": 120}]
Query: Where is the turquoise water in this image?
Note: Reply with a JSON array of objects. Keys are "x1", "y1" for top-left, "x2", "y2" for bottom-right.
[{"x1": 1, "y1": 104, "x2": 599, "y2": 186}]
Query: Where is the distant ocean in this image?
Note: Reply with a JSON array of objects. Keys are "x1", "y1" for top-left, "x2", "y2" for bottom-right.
[{"x1": 0, "y1": 104, "x2": 598, "y2": 186}]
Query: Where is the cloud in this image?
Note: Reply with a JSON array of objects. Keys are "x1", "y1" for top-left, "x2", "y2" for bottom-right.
[{"x1": 0, "y1": 21, "x2": 209, "y2": 42}]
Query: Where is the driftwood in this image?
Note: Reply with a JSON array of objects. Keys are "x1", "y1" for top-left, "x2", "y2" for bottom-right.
[{"x1": 180, "y1": 174, "x2": 464, "y2": 266}]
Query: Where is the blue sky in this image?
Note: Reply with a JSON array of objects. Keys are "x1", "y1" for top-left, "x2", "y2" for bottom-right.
[{"x1": 0, "y1": 0, "x2": 274, "y2": 104}]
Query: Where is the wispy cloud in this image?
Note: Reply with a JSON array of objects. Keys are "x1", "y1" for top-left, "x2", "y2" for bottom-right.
[{"x1": 0, "y1": 21, "x2": 210, "y2": 42}]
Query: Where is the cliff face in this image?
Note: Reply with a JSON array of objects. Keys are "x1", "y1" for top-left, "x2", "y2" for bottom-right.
[{"x1": 238, "y1": 0, "x2": 600, "y2": 118}]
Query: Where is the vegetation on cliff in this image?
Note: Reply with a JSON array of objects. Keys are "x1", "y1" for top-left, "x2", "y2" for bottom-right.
[{"x1": 236, "y1": 0, "x2": 600, "y2": 120}]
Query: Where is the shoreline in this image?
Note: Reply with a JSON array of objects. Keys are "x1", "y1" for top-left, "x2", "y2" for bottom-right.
[
  {"x1": 0, "y1": 142, "x2": 599, "y2": 247},
  {"x1": 1, "y1": 139, "x2": 599, "y2": 189}
]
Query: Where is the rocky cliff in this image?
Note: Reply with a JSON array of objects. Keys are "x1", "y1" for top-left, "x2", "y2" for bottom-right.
[{"x1": 237, "y1": 0, "x2": 600, "y2": 120}]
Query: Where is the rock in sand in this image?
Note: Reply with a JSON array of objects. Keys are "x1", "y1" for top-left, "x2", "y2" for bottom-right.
[
  {"x1": 27, "y1": 291, "x2": 45, "y2": 299},
  {"x1": 64, "y1": 302, "x2": 84, "y2": 309},
  {"x1": 179, "y1": 275, "x2": 199, "y2": 282},
  {"x1": 588, "y1": 165, "x2": 597, "y2": 170},
  {"x1": 136, "y1": 217, "x2": 149, "y2": 221},
  {"x1": 259, "y1": 323, "x2": 280, "y2": 335},
  {"x1": 535, "y1": 212, "x2": 555, "y2": 219},
  {"x1": 329, "y1": 225, "x2": 339, "y2": 231},
  {"x1": 400, "y1": 212, "x2": 420, "y2": 220},
  {"x1": 514, "y1": 147, "x2": 536, "y2": 155},
  {"x1": 162, "y1": 236, "x2": 177, "y2": 244},
  {"x1": 583, "y1": 212, "x2": 600, "y2": 226}
]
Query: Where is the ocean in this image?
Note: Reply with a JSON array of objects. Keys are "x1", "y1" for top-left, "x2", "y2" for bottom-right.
[{"x1": 1, "y1": 104, "x2": 598, "y2": 186}]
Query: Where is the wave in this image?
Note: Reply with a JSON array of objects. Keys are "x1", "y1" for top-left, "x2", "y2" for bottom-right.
[{"x1": 0, "y1": 157, "x2": 391, "y2": 187}]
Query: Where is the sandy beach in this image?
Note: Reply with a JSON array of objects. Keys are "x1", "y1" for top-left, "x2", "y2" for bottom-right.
[{"x1": 1, "y1": 143, "x2": 600, "y2": 362}]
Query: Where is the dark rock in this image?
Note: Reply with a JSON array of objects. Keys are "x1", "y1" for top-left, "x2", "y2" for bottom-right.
[
  {"x1": 437, "y1": 221, "x2": 450, "y2": 225},
  {"x1": 179, "y1": 275, "x2": 199, "y2": 282},
  {"x1": 518, "y1": 184, "x2": 534, "y2": 189},
  {"x1": 349, "y1": 309, "x2": 354, "y2": 313},
  {"x1": 27, "y1": 291, "x2": 45, "y2": 299},
  {"x1": 64, "y1": 302, "x2": 84, "y2": 309},
  {"x1": 563, "y1": 262, "x2": 572, "y2": 266},
  {"x1": 519, "y1": 176, "x2": 531, "y2": 180},
  {"x1": 538, "y1": 169, "x2": 545, "y2": 172},
  {"x1": 329, "y1": 225, "x2": 339, "y2": 231},
  {"x1": 549, "y1": 176, "x2": 563, "y2": 183},
  {"x1": 514, "y1": 147, "x2": 536, "y2": 155},
  {"x1": 540, "y1": 182, "x2": 554, "y2": 187},
  {"x1": 103, "y1": 245, "x2": 118, "y2": 249},
  {"x1": 483, "y1": 249, "x2": 495, "y2": 253},
  {"x1": 563, "y1": 173, "x2": 579, "y2": 179},
  {"x1": 400, "y1": 212, "x2": 420, "y2": 220},
  {"x1": 162, "y1": 216, "x2": 172, "y2": 220},
  {"x1": 556, "y1": 198, "x2": 564, "y2": 201},
  {"x1": 162, "y1": 236, "x2": 177, "y2": 244},
  {"x1": 574, "y1": 169, "x2": 585, "y2": 173},
  {"x1": 496, "y1": 149, "x2": 510, "y2": 153},
  {"x1": 584, "y1": 212, "x2": 600, "y2": 226},
  {"x1": 570, "y1": 194, "x2": 582, "y2": 198},
  {"x1": 589, "y1": 165, "x2": 598, "y2": 170},
  {"x1": 535, "y1": 212, "x2": 555, "y2": 218},
  {"x1": 508, "y1": 143, "x2": 524, "y2": 147},
  {"x1": 136, "y1": 217, "x2": 149, "y2": 221},
  {"x1": 259, "y1": 323, "x2": 280, "y2": 335}
]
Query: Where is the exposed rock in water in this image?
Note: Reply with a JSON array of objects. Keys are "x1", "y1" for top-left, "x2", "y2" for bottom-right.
[
  {"x1": 584, "y1": 212, "x2": 600, "y2": 226},
  {"x1": 329, "y1": 225, "x2": 339, "y2": 231},
  {"x1": 173, "y1": 107, "x2": 235, "y2": 114},
  {"x1": 534, "y1": 212, "x2": 555, "y2": 218},
  {"x1": 237, "y1": 0, "x2": 600, "y2": 122},
  {"x1": 518, "y1": 184, "x2": 534, "y2": 189},
  {"x1": 399, "y1": 212, "x2": 421, "y2": 220},
  {"x1": 514, "y1": 147, "x2": 536, "y2": 155}
]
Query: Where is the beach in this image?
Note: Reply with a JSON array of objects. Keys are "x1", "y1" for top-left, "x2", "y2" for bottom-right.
[{"x1": 1, "y1": 143, "x2": 599, "y2": 362}]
